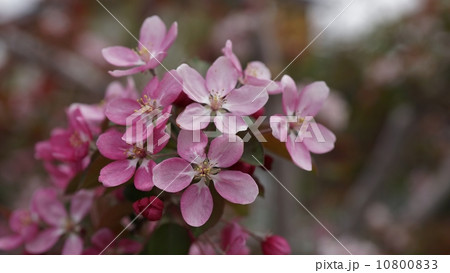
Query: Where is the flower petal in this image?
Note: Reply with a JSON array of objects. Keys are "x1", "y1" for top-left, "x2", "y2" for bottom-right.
[
  {"x1": 91, "y1": 228, "x2": 114, "y2": 249},
  {"x1": 134, "y1": 159, "x2": 156, "y2": 191},
  {"x1": 303, "y1": 123, "x2": 336, "y2": 154},
  {"x1": 108, "y1": 62, "x2": 154, "y2": 77},
  {"x1": 151, "y1": 70, "x2": 182, "y2": 107},
  {"x1": 33, "y1": 188, "x2": 67, "y2": 227},
  {"x1": 70, "y1": 190, "x2": 94, "y2": 223},
  {"x1": 0, "y1": 235, "x2": 23, "y2": 251},
  {"x1": 244, "y1": 61, "x2": 271, "y2": 80},
  {"x1": 177, "y1": 130, "x2": 208, "y2": 164},
  {"x1": 153, "y1": 158, "x2": 195, "y2": 193},
  {"x1": 281, "y1": 75, "x2": 299, "y2": 116},
  {"x1": 105, "y1": 98, "x2": 139, "y2": 126},
  {"x1": 208, "y1": 134, "x2": 244, "y2": 168},
  {"x1": 213, "y1": 113, "x2": 248, "y2": 135},
  {"x1": 269, "y1": 115, "x2": 289, "y2": 142},
  {"x1": 206, "y1": 56, "x2": 238, "y2": 97},
  {"x1": 222, "y1": 40, "x2": 242, "y2": 74},
  {"x1": 62, "y1": 234, "x2": 83, "y2": 255},
  {"x1": 102, "y1": 46, "x2": 143, "y2": 67},
  {"x1": 25, "y1": 228, "x2": 63, "y2": 254},
  {"x1": 176, "y1": 64, "x2": 209, "y2": 104},
  {"x1": 176, "y1": 103, "x2": 212, "y2": 131},
  {"x1": 139, "y1": 16, "x2": 167, "y2": 50},
  {"x1": 297, "y1": 81, "x2": 329, "y2": 117},
  {"x1": 161, "y1": 22, "x2": 178, "y2": 51},
  {"x1": 286, "y1": 134, "x2": 312, "y2": 171},
  {"x1": 223, "y1": 85, "x2": 269, "y2": 115},
  {"x1": 99, "y1": 159, "x2": 138, "y2": 187},
  {"x1": 180, "y1": 181, "x2": 213, "y2": 227},
  {"x1": 97, "y1": 129, "x2": 130, "y2": 160},
  {"x1": 212, "y1": 170, "x2": 258, "y2": 204}
]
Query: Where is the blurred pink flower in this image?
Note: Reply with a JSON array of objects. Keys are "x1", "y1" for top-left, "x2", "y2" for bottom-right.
[
  {"x1": 0, "y1": 209, "x2": 39, "y2": 252},
  {"x1": 102, "y1": 16, "x2": 177, "y2": 77},
  {"x1": 83, "y1": 228, "x2": 141, "y2": 255},
  {"x1": 153, "y1": 130, "x2": 259, "y2": 227},
  {"x1": 26, "y1": 188, "x2": 94, "y2": 255},
  {"x1": 105, "y1": 71, "x2": 181, "y2": 144},
  {"x1": 221, "y1": 221, "x2": 250, "y2": 255},
  {"x1": 270, "y1": 75, "x2": 336, "y2": 171},
  {"x1": 261, "y1": 235, "x2": 291, "y2": 255},
  {"x1": 222, "y1": 40, "x2": 281, "y2": 94},
  {"x1": 96, "y1": 126, "x2": 168, "y2": 190},
  {"x1": 176, "y1": 56, "x2": 268, "y2": 134}
]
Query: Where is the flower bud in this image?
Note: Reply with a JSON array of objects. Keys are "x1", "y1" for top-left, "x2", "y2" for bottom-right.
[
  {"x1": 261, "y1": 235, "x2": 291, "y2": 255},
  {"x1": 230, "y1": 161, "x2": 256, "y2": 176},
  {"x1": 132, "y1": 196, "x2": 164, "y2": 221}
]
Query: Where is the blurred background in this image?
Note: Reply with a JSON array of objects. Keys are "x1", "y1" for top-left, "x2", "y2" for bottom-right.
[{"x1": 0, "y1": 0, "x2": 449, "y2": 254}]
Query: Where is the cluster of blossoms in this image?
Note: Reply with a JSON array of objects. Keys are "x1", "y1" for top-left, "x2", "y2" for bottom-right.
[{"x1": 0, "y1": 15, "x2": 336, "y2": 254}]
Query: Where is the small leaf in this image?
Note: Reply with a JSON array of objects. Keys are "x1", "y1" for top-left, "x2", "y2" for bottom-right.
[
  {"x1": 228, "y1": 203, "x2": 249, "y2": 217},
  {"x1": 143, "y1": 223, "x2": 191, "y2": 255},
  {"x1": 239, "y1": 131, "x2": 265, "y2": 166}
]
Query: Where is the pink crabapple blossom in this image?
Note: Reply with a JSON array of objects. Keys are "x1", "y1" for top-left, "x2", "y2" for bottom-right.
[
  {"x1": 0, "y1": 208, "x2": 39, "y2": 252},
  {"x1": 102, "y1": 16, "x2": 177, "y2": 77},
  {"x1": 105, "y1": 70, "x2": 181, "y2": 144},
  {"x1": 270, "y1": 75, "x2": 336, "y2": 171},
  {"x1": 83, "y1": 228, "x2": 141, "y2": 255},
  {"x1": 261, "y1": 235, "x2": 291, "y2": 255},
  {"x1": 153, "y1": 130, "x2": 259, "y2": 227},
  {"x1": 96, "y1": 124, "x2": 169, "y2": 190},
  {"x1": 26, "y1": 188, "x2": 94, "y2": 255},
  {"x1": 222, "y1": 40, "x2": 282, "y2": 95},
  {"x1": 176, "y1": 56, "x2": 269, "y2": 134}
]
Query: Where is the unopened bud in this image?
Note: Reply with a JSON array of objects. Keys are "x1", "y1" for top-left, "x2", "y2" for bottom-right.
[
  {"x1": 132, "y1": 196, "x2": 164, "y2": 221},
  {"x1": 261, "y1": 235, "x2": 291, "y2": 255}
]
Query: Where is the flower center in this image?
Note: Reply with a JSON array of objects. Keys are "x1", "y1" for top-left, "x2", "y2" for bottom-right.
[
  {"x1": 129, "y1": 146, "x2": 147, "y2": 159},
  {"x1": 136, "y1": 95, "x2": 159, "y2": 114},
  {"x1": 209, "y1": 94, "x2": 225, "y2": 111},
  {"x1": 69, "y1": 132, "x2": 83, "y2": 148},
  {"x1": 194, "y1": 160, "x2": 220, "y2": 180},
  {"x1": 137, "y1": 45, "x2": 153, "y2": 62}
]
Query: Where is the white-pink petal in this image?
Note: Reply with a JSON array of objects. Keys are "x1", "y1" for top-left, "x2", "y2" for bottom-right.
[
  {"x1": 206, "y1": 56, "x2": 238, "y2": 97},
  {"x1": 297, "y1": 81, "x2": 330, "y2": 117},
  {"x1": 62, "y1": 234, "x2": 83, "y2": 255},
  {"x1": 161, "y1": 22, "x2": 178, "y2": 51},
  {"x1": 96, "y1": 129, "x2": 130, "y2": 160},
  {"x1": 223, "y1": 85, "x2": 269, "y2": 115},
  {"x1": 102, "y1": 46, "x2": 143, "y2": 67},
  {"x1": 303, "y1": 123, "x2": 336, "y2": 154},
  {"x1": 176, "y1": 103, "x2": 212, "y2": 131},
  {"x1": 281, "y1": 75, "x2": 298, "y2": 116},
  {"x1": 70, "y1": 190, "x2": 94, "y2": 224},
  {"x1": 213, "y1": 113, "x2": 248, "y2": 135},
  {"x1": 152, "y1": 158, "x2": 195, "y2": 193},
  {"x1": 180, "y1": 181, "x2": 213, "y2": 227},
  {"x1": 208, "y1": 134, "x2": 244, "y2": 168},
  {"x1": 105, "y1": 98, "x2": 139, "y2": 126},
  {"x1": 286, "y1": 134, "x2": 312, "y2": 171},
  {"x1": 134, "y1": 159, "x2": 156, "y2": 191},
  {"x1": 176, "y1": 64, "x2": 209, "y2": 104},
  {"x1": 177, "y1": 130, "x2": 208, "y2": 164},
  {"x1": 139, "y1": 16, "x2": 167, "y2": 50},
  {"x1": 99, "y1": 159, "x2": 138, "y2": 187},
  {"x1": 212, "y1": 171, "x2": 258, "y2": 204},
  {"x1": 25, "y1": 228, "x2": 63, "y2": 254},
  {"x1": 33, "y1": 189, "x2": 67, "y2": 227}
]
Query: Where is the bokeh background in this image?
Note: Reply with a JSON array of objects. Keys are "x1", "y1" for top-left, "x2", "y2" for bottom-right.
[{"x1": 0, "y1": 0, "x2": 449, "y2": 254}]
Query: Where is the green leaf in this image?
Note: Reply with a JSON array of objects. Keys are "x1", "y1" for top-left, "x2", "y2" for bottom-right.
[
  {"x1": 191, "y1": 183, "x2": 225, "y2": 237},
  {"x1": 143, "y1": 223, "x2": 191, "y2": 255},
  {"x1": 239, "y1": 131, "x2": 265, "y2": 166}
]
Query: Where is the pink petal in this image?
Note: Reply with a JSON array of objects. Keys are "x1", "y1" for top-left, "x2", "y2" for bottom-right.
[
  {"x1": 222, "y1": 40, "x2": 243, "y2": 74},
  {"x1": 176, "y1": 103, "x2": 212, "y2": 131},
  {"x1": 139, "y1": 16, "x2": 167, "y2": 50},
  {"x1": 206, "y1": 56, "x2": 238, "y2": 97},
  {"x1": 62, "y1": 234, "x2": 83, "y2": 255},
  {"x1": 153, "y1": 70, "x2": 182, "y2": 107},
  {"x1": 212, "y1": 170, "x2": 258, "y2": 204},
  {"x1": 91, "y1": 228, "x2": 114, "y2": 249},
  {"x1": 297, "y1": 81, "x2": 329, "y2": 117},
  {"x1": 108, "y1": 62, "x2": 153, "y2": 77},
  {"x1": 117, "y1": 239, "x2": 142, "y2": 254},
  {"x1": 208, "y1": 134, "x2": 244, "y2": 168},
  {"x1": 176, "y1": 64, "x2": 209, "y2": 104},
  {"x1": 269, "y1": 115, "x2": 289, "y2": 142},
  {"x1": 152, "y1": 158, "x2": 195, "y2": 193},
  {"x1": 221, "y1": 222, "x2": 250, "y2": 255},
  {"x1": 102, "y1": 46, "x2": 143, "y2": 67},
  {"x1": 244, "y1": 61, "x2": 271, "y2": 80},
  {"x1": 177, "y1": 130, "x2": 208, "y2": 164},
  {"x1": 25, "y1": 228, "x2": 63, "y2": 254},
  {"x1": 286, "y1": 134, "x2": 312, "y2": 171},
  {"x1": 281, "y1": 75, "x2": 299, "y2": 116},
  {"x1": 104, "y1": 79, "x2": 139, "y2": 101},
  {"x1": 213, "y1": 113, "x2": 248, "y2": 134},
  {"x1": 303, "y1": 123, "x2": 336, "y2": 154},
  {"x1": 99, "y1": 159, "x2": 138, "y2": 187},
  {"x1": 105, "y1": 98, "x2": 139, "y2": 126},
  {"x1": 134, "y1": 159, "x2": 156, "y2": 191},
  {"x1": 97, "y1": 129, "x2": 130, "y2": 160},
  {"x1": 223, "y1": 85, "x2": 269, "y2": 115},
  {"x1": 180, "y1": 181, "x2": 213, "y2": 227},
  {"x1": 141, "y1": 76, "x2": 159, "y2": 99},
  {"x1": 161, "y1": 22, "x2": 178, "y2": 51},
  {"x1": 33, "y1": 188, "x2": 67, "y2": 227},
  {"x1": 70, "y1": 190, "x2": 94, "y2": 223},
  {"x1": 0, "y1": 235, "x2": 23, "y2": 251}
]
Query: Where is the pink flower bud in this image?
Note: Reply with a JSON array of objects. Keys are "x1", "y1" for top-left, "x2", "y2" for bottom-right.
[
  {"x1": 229, "y1": 161, "x2": 256, "y2": 176},
  {"x1": 132, "y1": 196, "x2": 164, "y2": 221},
  {"x1": 261, "y1": 235, "x2": 291, "y2": 255}
]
